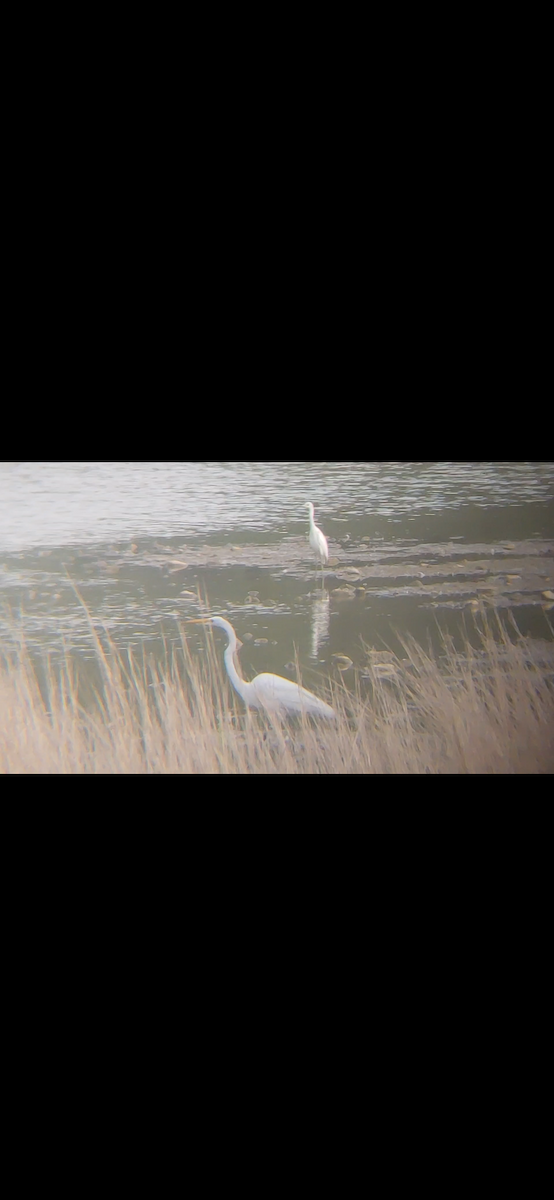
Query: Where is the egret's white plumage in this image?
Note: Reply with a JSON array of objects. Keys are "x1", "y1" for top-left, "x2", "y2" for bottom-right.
[
  {"x1": 192, "y1": 616, "x2": 336, "y2": 719},
  {"x1": 306, "y1": 502, "x2": 329, "y2": 581}
]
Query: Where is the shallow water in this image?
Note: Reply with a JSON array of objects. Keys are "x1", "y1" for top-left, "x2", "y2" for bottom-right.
[{"x1": 1, "y1": 462, "x2": 553, "y2": 690}]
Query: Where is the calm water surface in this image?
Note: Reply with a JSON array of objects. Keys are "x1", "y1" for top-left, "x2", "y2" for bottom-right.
[{"x1": 1, "y1": 462, "x2": 553, "y2": 689}]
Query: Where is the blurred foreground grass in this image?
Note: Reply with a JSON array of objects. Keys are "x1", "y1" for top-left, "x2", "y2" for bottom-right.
[{"x1": 1, "y1": 609, "x2": 553, "y2": 774}]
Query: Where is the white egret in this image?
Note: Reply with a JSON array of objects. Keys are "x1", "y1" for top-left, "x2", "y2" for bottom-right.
[
  {"x1": 190, "y1": 616, "x2": 336, "y2": 719},
  {"x1": 306, "y1": 502, "x2": 329, "y2": 584}
]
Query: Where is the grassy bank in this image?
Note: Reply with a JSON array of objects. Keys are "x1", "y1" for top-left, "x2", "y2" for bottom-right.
[{"x1": 1, "y1": 613, "x2": 553, "y2": 773}]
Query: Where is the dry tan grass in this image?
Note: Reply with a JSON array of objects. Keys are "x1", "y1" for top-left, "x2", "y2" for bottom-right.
[{"x1": 1, "y1": 609, "x2": 553, "y2": 773}]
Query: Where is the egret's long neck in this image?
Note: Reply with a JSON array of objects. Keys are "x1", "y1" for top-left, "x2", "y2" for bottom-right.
[{"x1": 224, "y1": 641, "x2": 247, "y2": 701}]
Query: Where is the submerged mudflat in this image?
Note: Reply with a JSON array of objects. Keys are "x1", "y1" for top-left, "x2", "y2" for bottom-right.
[
  {"x1": 1, "y1": 535, "x2": 553, "y2": 677},
  {"x1": 2, "y1": 460, "x2": 553, "y2": 676}
]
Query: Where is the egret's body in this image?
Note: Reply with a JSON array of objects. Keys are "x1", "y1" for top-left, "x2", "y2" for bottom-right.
[
  {"x1": 192, "y1": 616, "x2": 336, "y2": 719},
  {"x1": 306, "y1": 502, "x2": 329, "y2": 583}
]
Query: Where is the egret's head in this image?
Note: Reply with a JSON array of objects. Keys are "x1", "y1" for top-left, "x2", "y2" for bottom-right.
[
  {"x1": 211, "y1": 616, "x2": 243, "y2": 648},
  {"x1": 188, "y1": 615, "x2": 242, "y2": 648},
  {"x1": 189, "y1": 615, "x2": 227, "y2": 631},
  {"x1": 210, "y1": 616, "x2": 230, "y2": 633},
  {"x1": 306, "y1": 502, "x2": 315, "y2": 515}
]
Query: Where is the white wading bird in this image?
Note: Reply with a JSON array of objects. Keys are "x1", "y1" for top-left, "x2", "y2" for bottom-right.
[
  {"x1": 190, "y1": 616, "x2": 336, "y2": 719},
  {"x1": 306, "y1": 502, "x2": 329, "y2": 583}
]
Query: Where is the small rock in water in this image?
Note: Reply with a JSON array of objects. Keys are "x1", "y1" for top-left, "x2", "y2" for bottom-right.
[
  {"x1": 542, "y1": 590, "x2": 554, "y2": 601},
  {"x1": 371, "y1": 663, "x2": 397, "y2": 679},
  {"x1": 242, "y1": 632, "x2": 253, "y2": 641},
  {"x1": 254, "y1": 638, "x2": 269, "y2": 645},
  {"x1": 332, "y1": 654, "x2": 353, "y2": 671},
  {"x1": 328, "y1": 557, "x2": 340, "y2": 567},
  {"x1": 130, "y1": 544, "x2": 138, "y2": 553}
]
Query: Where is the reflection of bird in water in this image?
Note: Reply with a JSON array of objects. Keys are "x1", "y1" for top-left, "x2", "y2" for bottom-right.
[
  {"x1": 306, "y1": 502, "x2": 329, "y2": 584},
  {"x1": 190, "y1": 616, "x2": 336, "y2": 719},
  {"x1": 310, "y1": 591, "x2": 330, "y2": 660}
]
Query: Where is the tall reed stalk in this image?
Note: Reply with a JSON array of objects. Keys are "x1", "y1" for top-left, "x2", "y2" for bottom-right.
[{"x1": 1, "y1": 609, "x2": 552, "y2": 773}]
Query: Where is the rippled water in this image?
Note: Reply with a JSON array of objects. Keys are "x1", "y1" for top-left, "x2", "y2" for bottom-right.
[
  {"x1": 1, "y1": 462, "x2": 553, "y2": 689},
  {"x1": 1, "y1": 461, "x2": 554, "y2": 548}
]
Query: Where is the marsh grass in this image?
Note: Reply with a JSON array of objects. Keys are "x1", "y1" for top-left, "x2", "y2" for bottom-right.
[{"x1": 1, "y1": 606, "x2": 553, "y2": 774}]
